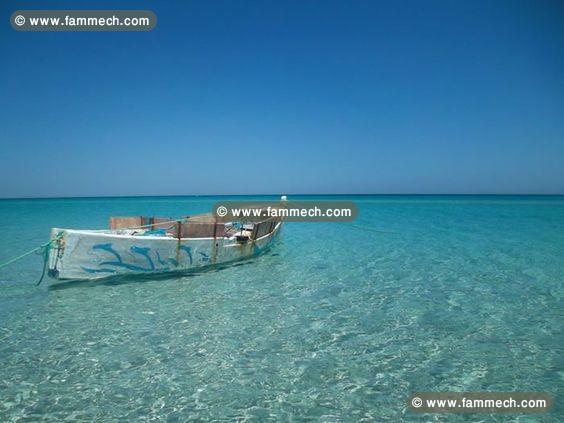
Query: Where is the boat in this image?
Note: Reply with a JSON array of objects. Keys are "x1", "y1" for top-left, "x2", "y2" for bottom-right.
[{"x1": 47, "y1": 203, "x2": 284, "y2": 281}]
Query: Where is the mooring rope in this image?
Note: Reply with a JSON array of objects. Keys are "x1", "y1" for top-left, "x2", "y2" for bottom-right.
[
  {"x1": 0, "y1": 241, "x2": 53, "y2": 270},
  {"x1": 35, "y1": 244, "x2": 51, "y2": 286},
  {"x1": 0, "y1": 233, "x2": 63, "y2": 285}
]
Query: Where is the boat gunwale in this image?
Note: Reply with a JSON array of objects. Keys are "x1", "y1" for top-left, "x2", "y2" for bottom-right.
[{"x1": 51, "y1": 222, "x2": 283, "y2": 243}]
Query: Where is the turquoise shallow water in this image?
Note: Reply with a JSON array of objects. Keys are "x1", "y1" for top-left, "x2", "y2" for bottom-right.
[{"x1": 0, "y1": 195, "x2": 562, "y2": 421}]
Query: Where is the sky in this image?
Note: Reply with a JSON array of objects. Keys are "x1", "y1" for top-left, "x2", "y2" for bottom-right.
[{"x1": 1, "y1": 0, "x2": 563, "y2": 197}]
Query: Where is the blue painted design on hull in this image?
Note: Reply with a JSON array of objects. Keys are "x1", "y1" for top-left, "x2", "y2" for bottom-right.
[
  {"x1": 90, "y1": 242, "x2": 154, "y2": 272},
  {"x1": 154, "y1": 251, "x2": 171, "y2": 271},
  {"x1": 155, "y1": 251, "x2": 168, "y2": 266},
  {"x1": 93, "y1": 243, "x2": 121, "y2": 261},
  {"x1": 131, "y1": 246, "x2": 155, "y2": 270},
  {"x1": 83, "y1": 240, "x2": 233, "y2": 275},
  {"x1": 198, "y1": 251, "x2": 210, "y2": 264},
  {"x1": 179, "y1": 245, "x2": 193, "y2": 265}
]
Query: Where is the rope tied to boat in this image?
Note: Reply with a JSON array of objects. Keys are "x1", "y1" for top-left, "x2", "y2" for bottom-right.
[{"x1": 0, "y1": 232, "x2": 64, "y2": 285}]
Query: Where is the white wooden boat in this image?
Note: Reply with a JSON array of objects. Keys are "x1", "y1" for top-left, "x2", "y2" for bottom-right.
[{"x1": 47, "y1": 208, "x2": 283, "y2": 281}]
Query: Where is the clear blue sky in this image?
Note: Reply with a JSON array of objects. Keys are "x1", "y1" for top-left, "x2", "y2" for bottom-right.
[{"x1": 1, "y1": 0, "x2": 563, "y2": 197}]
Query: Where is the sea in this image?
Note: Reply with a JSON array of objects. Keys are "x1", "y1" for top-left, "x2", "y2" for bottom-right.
[{"x1": 0, "y1": 195, "x2": 562, "y2": 421}]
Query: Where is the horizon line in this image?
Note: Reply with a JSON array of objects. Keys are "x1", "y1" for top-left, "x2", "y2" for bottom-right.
[{"x1": 1, "y1": 193, "x2": 564, "y2": 201}]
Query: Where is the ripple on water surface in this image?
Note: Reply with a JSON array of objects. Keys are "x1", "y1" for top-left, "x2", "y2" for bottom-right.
[{"x1": 0, "y1": 195, "x2": 563, "y2": 421}]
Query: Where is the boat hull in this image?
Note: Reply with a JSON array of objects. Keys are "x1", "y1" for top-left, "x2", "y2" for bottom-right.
[{"x1": 48, "y1": 223, "x2": 282, "y2": 281}]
